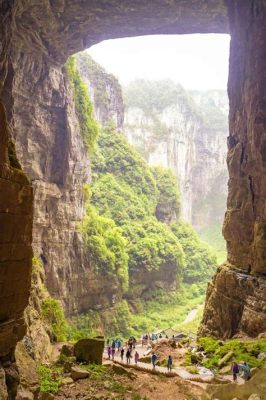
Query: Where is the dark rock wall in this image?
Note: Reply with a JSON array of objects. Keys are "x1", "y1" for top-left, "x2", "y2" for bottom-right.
[
  {"x1": 200, "y1": 0, "x2": 266, "y2": 338},
  {"x1": 0, "y1": 1, "x2": 33, "y2": 359}
]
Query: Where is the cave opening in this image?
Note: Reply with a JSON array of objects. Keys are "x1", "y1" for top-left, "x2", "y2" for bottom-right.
[
  {"x1": 60, "y1": 33, "x2": 231, "y2": 338},
  {"x1": 1, "y1": 4, "x2": 266, "y2": 384}
]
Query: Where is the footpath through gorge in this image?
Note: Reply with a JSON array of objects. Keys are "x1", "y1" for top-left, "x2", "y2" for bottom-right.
[{"x1": 48, "y1": 333, "x2": 266, "y2": 400}]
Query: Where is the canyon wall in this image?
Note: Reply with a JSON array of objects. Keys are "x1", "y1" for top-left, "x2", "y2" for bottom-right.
[
  {"x1": 4, "y1": 50, "x2": 126, "y2": 316},
  {"x1": 124, "y1": 82, "x2": 228, "y2": 233},
  {"x1": 200, "y1": 0, "x2": 266, "y2": 338}
]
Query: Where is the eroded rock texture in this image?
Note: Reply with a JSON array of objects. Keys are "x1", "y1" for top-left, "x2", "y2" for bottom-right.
[{"x1": 200, "y1": 0, "x2": 266, "y2": 338}]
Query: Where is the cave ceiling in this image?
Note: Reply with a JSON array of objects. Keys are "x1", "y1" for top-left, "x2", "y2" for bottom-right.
[{"x1": 13, "y1": 0, "x2": 229, "y2": 63}]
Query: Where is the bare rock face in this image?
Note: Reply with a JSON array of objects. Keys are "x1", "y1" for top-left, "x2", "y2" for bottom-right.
[
  {"x1": 200, "y1": 1, "x2": 266, "y2": 338},
  {"x1": 200, "y1": 264, "x2": 266, "y2": 338},
  {"x1": 124, "y1": 84, "x2": 228, "y2": 228}
]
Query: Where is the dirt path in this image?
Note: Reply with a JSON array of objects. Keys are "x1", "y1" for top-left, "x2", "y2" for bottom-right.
[
  {"x1": 104, "y1": 344, "x2": 215, "y2": 383},
  {"x1": 183, "y1": 304, "x2": 202, "y2": 324},
  {"x1": 104, "y1": 343, "x2": 246, "y2": 385}
]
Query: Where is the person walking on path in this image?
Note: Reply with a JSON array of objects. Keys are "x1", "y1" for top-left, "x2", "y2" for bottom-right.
[
  {"x1": 240, "y1": 362, "x2": 251, "y2": 381},
  {"x1": 117, "y1": 339, "x2": 122, "y2": 351},
  {"x1": 126, "y1": 349, "x2": 131, "y2": 364},
  {"x1": 107, "y1": 346, "x2": 111, "y2": 359},
  {"x1": 167, "y1": 355, "x2": 173, "y2": 372},
  {"x1": 232, "y1": 361, "x2": 239, "y2": 382},
  {"x1": 120, "y1": 347, "x2": 124, "y2": 361},
  {"x1": 111, "y1": 346, "x2": 115, "y2": 360},
  {"x1": 134, "y1": 351, "x2": 139, "y2": 365},
  {"x1": 151, "y1": 352, "x2": 158, "y2": 369}
]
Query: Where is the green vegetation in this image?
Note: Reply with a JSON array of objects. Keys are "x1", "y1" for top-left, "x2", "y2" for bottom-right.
[
  {"x1": 124, "y1": 79, "x2": 201, "y2": 117},
  {"x1": 72, "y1": 120, "x2": 218, "y2": 338},
  {"x1": 37, "y1": 365, "x2": 62, "y2": 394},
  {"x1": 80, "y1": 202, "x2": 129, "y2": 292},
  {"x1": 152, "y1": 166, "x2": 181, "y2": 222},
  {"x1": 129, "y1": 286, "x2": 205, "y2": 338},
  {"x1": 64, "y1": 63, "x2": 218, "y2": 339},
  {"x1": 171, "y1": 221, "x2": 216, "y2": 283},
  {"x1": 176, "y1": 305, "x2": 204, "y2": 334},
  {"x1": 66, "y1": 56, "x2": 99, "y2": 153},
  {"x1": 41, "y1": 298, "x2": 68, "y2": 342},
  {"x1": 198, "y1": 337, "x2": 266, "y2": 369}
]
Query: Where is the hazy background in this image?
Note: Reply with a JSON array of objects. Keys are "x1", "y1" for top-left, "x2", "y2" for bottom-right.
[{"x1": 87, "y1": 34, "x2": 230, "y2": 90}]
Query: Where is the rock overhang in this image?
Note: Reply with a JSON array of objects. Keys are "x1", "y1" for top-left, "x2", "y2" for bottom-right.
[{"x1": 13, "y1": 0, "x2": 229, "y2": 63}]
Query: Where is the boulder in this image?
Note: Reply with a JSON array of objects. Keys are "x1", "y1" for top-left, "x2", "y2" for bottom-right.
[
  {"x1": 70, "y1": 366, "x2": 90, "y2": 381},
  {"x1": 61, "y1": 377, "x2": 74, "y2": 385},
  {"x1": 74, "y1": 338, "x2": 105, "y2": 364}
]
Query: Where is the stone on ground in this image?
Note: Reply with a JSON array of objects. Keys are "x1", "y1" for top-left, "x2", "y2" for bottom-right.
[
  {"x1": 70, "y1": 366, "x2": 90, "y2": 381},
  {"x1": 74, "y1": 338, "x2": 105, "y2": 364}
]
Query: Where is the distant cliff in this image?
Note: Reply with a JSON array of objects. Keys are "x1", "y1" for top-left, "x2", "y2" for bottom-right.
[{"x1": 123, "y1": 80, "x2": 228, "y2": 260}]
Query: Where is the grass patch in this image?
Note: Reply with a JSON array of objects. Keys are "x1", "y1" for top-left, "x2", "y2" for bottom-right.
[
  {"x1": 198, "y1": 337, "x2": 266, "y2": 369},
  {"x1": 37, "y1": 365, "x2": 62, "y2": 394}
]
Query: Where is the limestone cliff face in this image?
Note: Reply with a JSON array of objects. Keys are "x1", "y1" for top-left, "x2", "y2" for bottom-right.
[
  {"x1": 3, "y1": 49, "x2": 122, "y2": 316},
  {"x1": 124, "y1": 83, "x2": 228, "y2": 230},
  {"x1": 76, "y1": 53, "x2": 124, "y2": 130}
]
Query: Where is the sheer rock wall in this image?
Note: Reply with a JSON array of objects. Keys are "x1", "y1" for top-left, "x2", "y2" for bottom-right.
[
  {"x1": 200, "y1": 0, "x2": 266, "y2": 338},
  {"x1": 124, "y1": 88, "x2": 228, "y2": 227}
]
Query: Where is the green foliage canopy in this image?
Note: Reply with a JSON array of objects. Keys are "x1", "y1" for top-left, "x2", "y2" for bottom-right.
[{"x1": 171, "y1": 221, "x2": 217, "y2": 283}]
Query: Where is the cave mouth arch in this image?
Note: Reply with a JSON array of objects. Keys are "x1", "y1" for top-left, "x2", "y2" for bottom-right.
[
  {"x1": 83, "y1": 32, "x2": 229, "y2": 259},
  {"x1": 0, "y1": 0, "x2": 265, "y2": 363}
]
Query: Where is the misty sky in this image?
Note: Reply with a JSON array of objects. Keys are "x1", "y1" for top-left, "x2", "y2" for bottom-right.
[{"x1": 87, "y1": 34, "x2": 230, "y2": 91}]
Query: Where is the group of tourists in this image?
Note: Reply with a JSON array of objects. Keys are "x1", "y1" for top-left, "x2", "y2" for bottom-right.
[
  {"x1": 106, "y1": 336, "x2": 175, "y2": 372},
  {"x1": 106, "y1": 337, "x2": 139, "y2": 365},
  {"x1": 107, "y1": 337, "x2": 251, "y2": 383},
  {"x1": 141, "y1": 333, "x2": 165, "y2": 345},
  {"x1": 232, "y1": 361, "x2": 251, "y2": 382}
]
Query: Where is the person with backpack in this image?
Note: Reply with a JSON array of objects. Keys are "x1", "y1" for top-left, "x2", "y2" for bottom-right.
[
  {"x1": 151, "y1": 352, "x2": 158, "y2": 369},
  {"x1": 240, "y1": 362, "x2": 251, "y2": 381},
  {"x1": 167, "y1": 355, "x2": 173, "y2": 372},
  {"x1": 232, "y1": 361, "x2": 239, "y2": 381}
]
